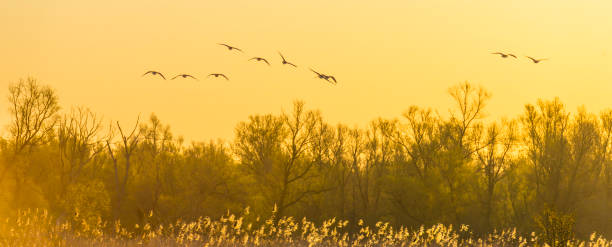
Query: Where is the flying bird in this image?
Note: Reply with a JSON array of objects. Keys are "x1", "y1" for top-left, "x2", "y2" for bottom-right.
[
  {"x1": 218, "y1": 43, "x2": 243, "y2": 52},
  {"x1": 208, "y1": 73, "x2": 229, "y2": 80},
  {"x1": 249, "y1": 57, "x2": 270, "y2": 65},
  {"x1": 526, "y1": 56, "x2": 547, "y2": 63},
  {"x1": 171, "y1": 74, "x2": 198, "y2": 80},
  {"x1": 278, "y1": 52, "x2": 297, "y2": 67},
  {"x1": 142, "y1": 70, "x2": 166, "y2": 80},
  {"x1": 492, "y1": 52, "x2": 517, "y2": 58},
  {"x1": 310, "y1": 68, "x2": 337, "y2": 84}
]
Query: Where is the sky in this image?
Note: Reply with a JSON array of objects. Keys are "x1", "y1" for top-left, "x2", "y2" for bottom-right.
[{"x1": 1, "y1": 0, "x2": 611, "y2": 142}]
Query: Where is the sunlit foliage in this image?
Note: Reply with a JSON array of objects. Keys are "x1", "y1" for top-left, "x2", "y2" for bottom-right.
[{"x1": 2, "y1": 78, "x2": 612, "y2": 246}]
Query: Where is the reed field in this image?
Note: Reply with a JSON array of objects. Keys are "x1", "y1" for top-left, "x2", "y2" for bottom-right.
[{"x1": 1, "y1": 208, "x2": 611, "y2": 247}]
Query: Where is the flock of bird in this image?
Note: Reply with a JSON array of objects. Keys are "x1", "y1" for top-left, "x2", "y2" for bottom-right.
[
  {"x1": 491, "y1": 52, "x2": 548, "y2": 63},
  {"x1": 142, "y1": 43, "x2": 337, "y2": 84},
  {"x1": 142, "y1": 46, "x2": 547, "y2": 84}
]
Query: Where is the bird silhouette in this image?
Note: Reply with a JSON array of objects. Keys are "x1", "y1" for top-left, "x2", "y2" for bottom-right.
[
  {"x1": 278, "y1": 52, "x2": 297, "y2": 67},
  {"x1": 208, "y1": 73, "x2": 229, "y2": 80},
  {"x1": 142, "y1": 71, "x2": 166, "y2": 80},
  {"x1": 310, "y1": 68, "x2": 326, "y2": 79},
  {"x1": 249, "y1": 57, "x2": 270, "y2": 65},
  {"x1": 526, "y1": 56, "x2": 547, "y2": 63},
  {"x1": 310, "y1": 69, "x2": 336, "y2": 84},
  {"x1": 218, "y1": 43, "x2": 243, "y2": 52},
  {"x1": 171, "y1": 74, "x2": 198, "y2": 80},
  {"x1": 492, "y1": 52, "x2": 517, "y2": 58},
  {"x1": 326, "y1": 75, "x2": 337, "y2": 84}
]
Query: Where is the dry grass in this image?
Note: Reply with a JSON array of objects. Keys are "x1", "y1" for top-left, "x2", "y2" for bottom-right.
[{"x1": 0, "y1": 208, "x2": 611, "y2": 247}]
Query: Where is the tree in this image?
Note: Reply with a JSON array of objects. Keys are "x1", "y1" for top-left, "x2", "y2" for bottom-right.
[
  {"x1": 600, "y1": 110, "x2": 612, "y2": 207},
  {"x1": 52, "y1": 107, "x2": 105, "y2": 216},
  {"x1": 382, "y1": 106, "x2": 443, "y2": 226},
  {"x1": 2, "y1": 78, "x2": 60, "y2": 208},
  {"x1": 359, "y1": 119, "x2": 394, "y2": 223},
  {"x1": 134, "y1": 114, "x2": 174, "y2": 216},
  {"x1": 234, "y1": 101, "x2": 329, "y2": 217},
  {"x1": 442, "y1": 82, "x2": 490, "y2": 224},
  {"x1": 475, "y1": 120, "x2": 517, "y2": 230},
  {"x1": 6, "y1": 78, "x2": 60, "y2": 156},
  {"x1": 175, "y1": 141, "x2": 244, "y2": 220},
  {"x1": 521, "y1": 98, "x2": 570, "y2": 211},
  {"x1": 234, "y1": 113, "x2": 285, "y2": 214},
  {"x1": 447, "y1": 81, "x2": 491, "y2": 155},
  {"x1": 565, "y1": 108, "x2": 602, "y2": 210},
  {"x1": 323, "y1": 124, "x2": 352, "y2": 220},
  {"x1": 346, "y1": 126, "x2": 365, "y2": 226},
  {"x1": 105, "y1": 118, "x2": 141, "y2": 219}
]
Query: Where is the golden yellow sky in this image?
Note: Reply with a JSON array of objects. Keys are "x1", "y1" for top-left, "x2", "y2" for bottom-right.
[{"x1": 1, "y1": 0, "x2": 611, "y2": 141}]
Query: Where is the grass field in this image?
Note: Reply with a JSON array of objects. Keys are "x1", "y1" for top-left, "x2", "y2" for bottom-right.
[{"x1": 1, "y1": 208, "x2": 611, "y2": 247}]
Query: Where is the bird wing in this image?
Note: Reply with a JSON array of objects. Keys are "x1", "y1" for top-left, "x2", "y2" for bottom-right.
[
  {"x1": 220, "y1": 74, "x2": 229, "y2": 80},
  {"x1": 526, "y1": 56, "x2": 537, "y2": 62},
  {"x1": 328, "y1": 76, "x2": 337, "y2": 83},
  {"x1": 249, "y1": 57, "x2": 257, "y2": 61},
  {"x1": 186, "y1": 75, "x2": 198, "y2": 80},
  {"x1": 287, "y1": 62, "x2": 297, "y2": 67},
  {"x1": 310, "y1": 68, "x2": 322, "y2": 76},
  {"x1": 491, "y1": 52, "x2": 504, "y2": 55},
  {"x1": 171, "y1": 75, "x2": 180, "y2": 80},
  {"x1": 207, "y1": 74, "x2": 215, "y2": 78},
  {"x1": 157, "y1": 72, "x2": 166, "y2": 80},
  {"x1": 219, "y1": 43, "x2": 243, "y2": 51},
  {"x1": 278, "y1": 52, "x2": 286, "y2": 61},
  {"x1": 508, "y1": 54, "x2": 517, "y2": 58},
  {"x1": 262, "y1": 58, "x2": 270, "y2": 65}
]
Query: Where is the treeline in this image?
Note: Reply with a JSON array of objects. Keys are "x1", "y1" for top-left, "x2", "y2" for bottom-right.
[{"x1": 1, "y1": 77, "x2": 612, "y2": 239}]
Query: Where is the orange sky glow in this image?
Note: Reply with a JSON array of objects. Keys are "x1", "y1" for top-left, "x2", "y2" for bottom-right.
[{"x1": 1, "y1": 0, "x2": 611, "y2": 141}]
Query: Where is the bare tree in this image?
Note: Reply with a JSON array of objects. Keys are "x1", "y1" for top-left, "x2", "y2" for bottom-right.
[
  {"x1": 55, "y1": 107, "x2": 104, "y2": 200},
  {"x1": 439, "y1": 82, "x2": 491, "y2": 224},
  {"x1": 522, "y1": 98, "x2": 570, "y2": 211},
  {"x1": 327, "y1": 124, "x2": 352, "y2": 219},
  {"x1": 105, "y1": 118, "x2": 141, "y2": 219},
  {"x1": 565, "y1": 108, "x2": 602, "y2": 209},
  {"x1": 346, "y1": 127, "x2": 364, "y2": 226},
  {"x1": 2, "y1": 78, "x2": 59, "y2": 207},
  {"x1": 137, "y1": 114, "x2": 174, "y2": 214},
  {"x1": 234, "y1": 113, "x2": 285, "y2": 185},
  {"x1": 600, "y1": 110, "x2": 612, "y2": 205},
  {"x1": 359, "y1": 119, "x2": 393, "y2": 223},
  {"x1": 275, "y1": 101, "x2": 328, "y2": 217},
  {"x1": 7, "y1": 78, "x2": 60, "y2": 154},
  {"x1": 383, "y1": 106, "x2": 442, "y2": 180},
  {"x1": 234, "y1": 101, "x2": 329, "y2": 217},
  {"x1": 448, "y1": 81, "x2": 491, "y2": 155},
  {"x1": 475, "y1": 120, "x2": 518, "y2": 230}
]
